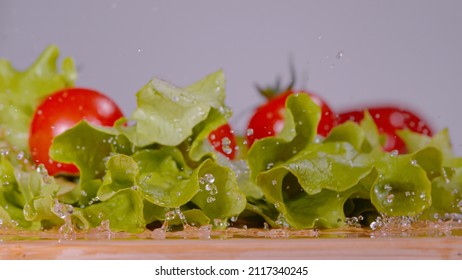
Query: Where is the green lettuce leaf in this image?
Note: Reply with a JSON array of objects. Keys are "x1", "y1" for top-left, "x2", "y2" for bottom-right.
[
  {"x1": 97, "y1": 154, "x2": 139, "y2": 201},
  {"x1": 0, "y1": 157, "x2": 29, "y2": 229},
  {"x1": 133, "y1": 148, "x2": 198, "y2": 208},
  {"x1": 398, "y1": 129, "x2": 462, "y2": 219},
  {"x1": 369, "y1": 153, "x2": 432, "y2": 216},
  {"x1": 72, "y1": 189, "x2": 145, "y2": 233},
  {"x1": 18, "y1": 170, "x2": 63, "y2": 227},
  {"x1": 257, "y1": 142, "x2": 375, "y2": 228},
  {"x1": 122, "y1": 70, "x2": 230, "y2": 155},
  {"x1": 399, "y1": 128, "x2": 455, "y2": 163},
  {"x1": 247, "y1": 94, "x2": 320, "y2": 180},
  {"x1": 0, "y1": 156, "x2": 55, "y2": 229},
  {"x1": 50, "y1": 121, "x2": 126, "y2": 182},
  {"x1": 0, "y1": 45, "x2": 76, "y2": 152},
  {"x1": 191, "y1": 159, "x2": 246, "y2": 227}
]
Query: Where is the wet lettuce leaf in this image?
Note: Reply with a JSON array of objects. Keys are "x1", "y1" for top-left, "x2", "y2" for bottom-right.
[
  {"x1": 50, "y1": 121, "x2": 124, "y2": 183},
  {"x1": 121, "y1": 70, "x2": 229, "y2": 156},
  {"x1": 191, "y1": 159, "x2": 246, "y2": 227},
  {"x1": 247, "y1": 94, "x2": 320, "y2": 180},
  {"x1": 257, "y1": 142, "x2": 375, "y2": 228},
  {"x1": 0, "y1": 155, "x2": 62, "y2": 229},
  {"x1": 400, "y1": 128, "x2": 462, "y2": 219},
  {"x1": 0, "y1": 45, "x2": 76, "y2": 152},
  {"x1": 73, "y1": 189, "x2": 146, "y2": 233},
  {"x1": 369, "y1": 153, "x2": 432, "y2": 216},
  {"x1": 1, "y1": 46, "x2": 462, "y2": 233},
  {"x1": 133, "y1": 148, "x2": 198, "y2": 208}
]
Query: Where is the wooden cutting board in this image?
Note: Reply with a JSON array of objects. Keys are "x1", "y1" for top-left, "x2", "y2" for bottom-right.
[
  {"x1": 1, "y1": 237, "x2": 462, "y2": 260},
  {"x1": 2, "y1": 225, "x2": 462, "y2": 260}
]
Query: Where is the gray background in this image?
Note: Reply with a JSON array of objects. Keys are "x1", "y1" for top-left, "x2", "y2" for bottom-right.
[{"x1": 1, "y1": 0, "x2": 462, "y2": 154}]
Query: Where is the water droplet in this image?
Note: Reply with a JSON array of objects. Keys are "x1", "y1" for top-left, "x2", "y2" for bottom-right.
[
  {"x1": 53, "y1": 201, "x2": 74, "y2": 219},
  {"x1": 442, "y1": 168, "x2": 451, "y2": 183},
  {"x1": 203, "y1": 173, "x2": 215, "y2": 184},
  {"x1": 213, "y1": 218, "x2": 226, "y2": 228},
  {"x1": 205, "y1": 183, "x2": 218, "y2": 195},
  {"x1": 16, "y1": 151, "x2": 25, "y2": 160},
  {"x1": 165, "y1": 210, "x2": 176, "y2": 221},
  {"x1": 336, "y1": 51, "x2": 344, "y2": 60},
  {"x1": 36, "y1": 163, "x2": 47, "y2": 174},
  {"x1": 0, "y1": 149, "x2": 9, "y2": 156},
  {"x1": 221, "y1": 137, "x2": 233, "y2": 155},
  {"x1": 386, "y1": 194, "x2": 395, "y2": 203},
  {"x1": 345, "y1": 216, "x2": 362, "y2": 228},
  {"x1": 370, "y1": 221, "x2": 379, "y2": 230},
  {"x1": 174, "y1": 208, "x2": 187, "y2": 225},
  {"x1": 206, "y1": 196, "x2": 216, "y2": 203}
]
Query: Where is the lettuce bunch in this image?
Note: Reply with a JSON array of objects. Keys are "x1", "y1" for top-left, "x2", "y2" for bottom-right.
[{"x1": 1, "y1": 46, "x2": 461, "y2": 233}]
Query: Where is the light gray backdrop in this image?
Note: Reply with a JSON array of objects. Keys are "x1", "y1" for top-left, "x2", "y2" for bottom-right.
[{"x1": 1, "y1": 0, "x2": 461, "y2": 154}]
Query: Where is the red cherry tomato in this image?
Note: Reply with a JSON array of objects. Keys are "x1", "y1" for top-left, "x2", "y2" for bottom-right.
[
  {"x1": 245, "y1": 90, "x2": 336, "y2": 147},
  {"x1": 29, "y1": 88, "x2": 124, "y2": 176},
  {"x1": 208, "y1": 123, "x2": 237, "y2": 160},
  {"x1": 336, "y1": 106, "x2": 433, "y2": 153}
]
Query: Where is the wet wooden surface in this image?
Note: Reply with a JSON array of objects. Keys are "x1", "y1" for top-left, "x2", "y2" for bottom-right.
[{"x1": 1, "y1": 237, "x2": 462, "y2": 260}]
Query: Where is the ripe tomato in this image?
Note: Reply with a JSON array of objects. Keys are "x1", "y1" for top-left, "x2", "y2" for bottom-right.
[
  {"x1": 208, "y1": 123, "x2": 237, "y2": 160},
  {"x1": 245, "y1": 90, "x2": 336, "y2": 147},
  {"x1": 336, "y1": 106, "x2": 433, "y2": 153},
  {"x1": 29, "y1": 88, "x2": 124, "y2": 176}
]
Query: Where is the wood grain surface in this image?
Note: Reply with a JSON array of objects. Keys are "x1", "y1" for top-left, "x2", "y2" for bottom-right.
[{"x1": 1, "y1": 237, "x2": 461, "y2": 260}]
